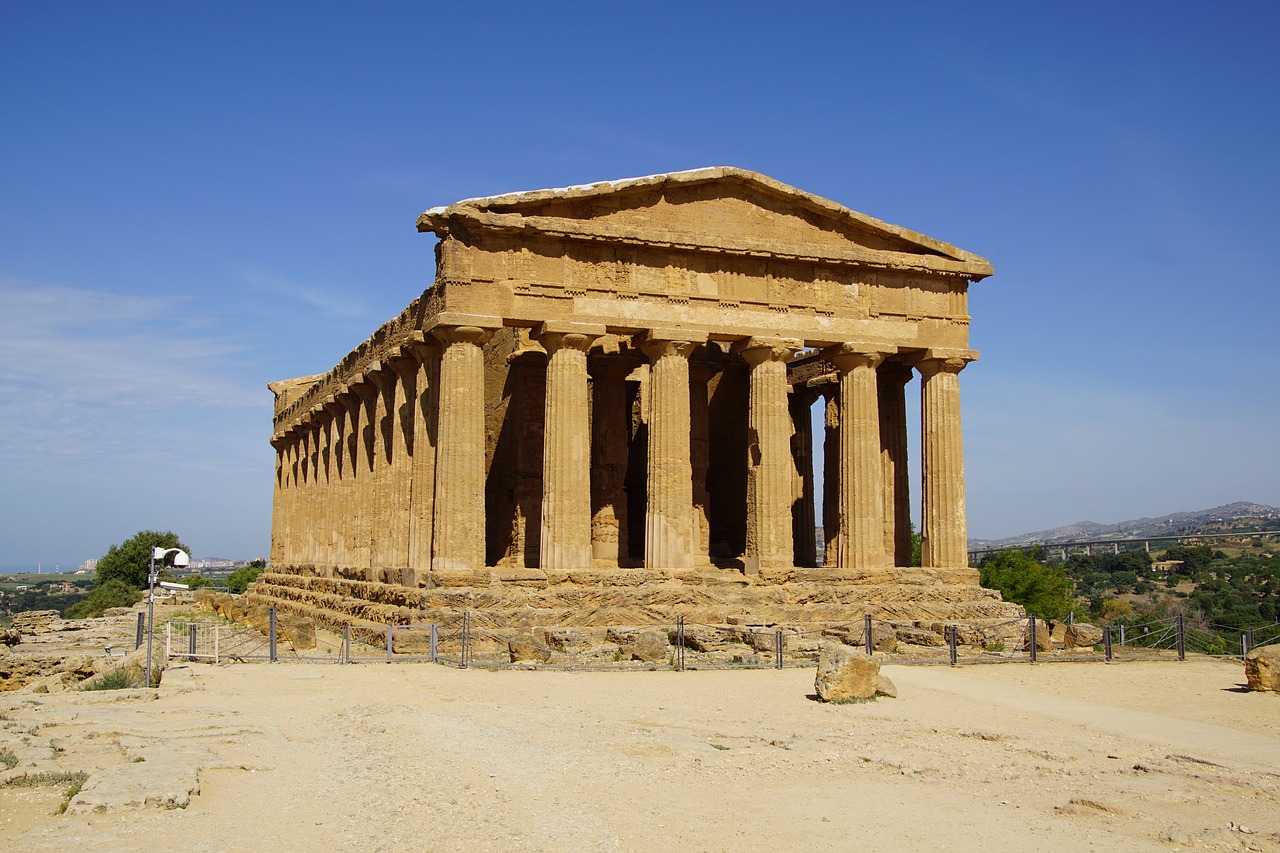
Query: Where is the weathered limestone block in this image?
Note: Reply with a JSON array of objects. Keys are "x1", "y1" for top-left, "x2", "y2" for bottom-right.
[
  {"x1": 1065, "y1": 623, "x2": 1104, "y2": 649},
  {"x1": 876, "y1": 673, "x2": 898, "y2": 699},
  {"x1": 823, "y1": 623, "x2": 898, "y2": 652},
  {"x1": 543, "y1": 630, "x2": 591, "y2": 652},
  {"x1": 895, "y1": 626, "x2": 946, "y2": 647},
  {"x1": 391, "y1": 626, "x2": 434, "y2": 654},
  {"x1": 508, "y1": 634, "x2": 553, "y2": 663},
  {"x1": 12, "y1": 610, "x2": 60, "y2": 634},
  {"x1": 1, "y1": 628, "x2": 20, "y2": 646},
  {"x1": 625, "y1": 631, "x2": 670, "y2": 662},
  {"x1": 277, "y1": 615, "x2": 317, "y2": 650},
  {"x1": 1022, "y1": 621, "x2": 1054, "y2": 652},
  {"x1": 1244, "y1": 645, "x2": 1280, "y2": 692},
  {"x1": 815, "y1": 642, "x2": 880, "y2": 702},
  {"x1": 667, "y1": 624, "x2": 728, "y2": 652}
]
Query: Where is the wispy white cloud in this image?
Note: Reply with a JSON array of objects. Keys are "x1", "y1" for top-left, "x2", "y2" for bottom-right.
[
  {"x1": 236, "y1": 265, "x2": 369, "y2": 318},
  {"x1": 0, "y1": 275, "x2": 265, "y2": 465}
]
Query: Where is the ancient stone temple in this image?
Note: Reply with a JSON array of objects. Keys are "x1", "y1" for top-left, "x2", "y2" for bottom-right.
[{"x1": 253, "y1": 168, "x2": 1020, "y2": 632}]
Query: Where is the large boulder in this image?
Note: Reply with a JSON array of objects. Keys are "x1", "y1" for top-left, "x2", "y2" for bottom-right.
[
  {"x1": 1065, "y1": 623, "x2": 1104, "y2": 649},
  {"x1": 1244, "y1": 645, "x2": 1280, "y2": 692},
  {"x1": 508, "y1": 635, "x2": 552, "y2": 663},
  {"x1": 625, "y1": 631, "x2": 669, "y2": 662},
  {"x1": 814, "y1": 641, "x2": 880, "y2": 702}
]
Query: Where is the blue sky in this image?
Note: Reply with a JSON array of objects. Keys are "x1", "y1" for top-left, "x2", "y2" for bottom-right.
[{"x1": 2, "y1": 3, "x2": 1277, "y2": 569}]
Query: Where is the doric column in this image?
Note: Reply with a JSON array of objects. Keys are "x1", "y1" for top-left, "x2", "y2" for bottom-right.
[
  {"x1": 313, "y1": 406, "x2": 333, "y2": 567},
  {"x1": 269, "y1": 433, "x2": 289, "y2": 565},
  {"x1": 367, "y1": 363, "x2": 398, "y2": 572},
  {"x1": 342, "y1": 382, "x2": 373, "y2": 570},
  {"x1": 335, "y1": 390, "x2": 361, "y2": 569},
  {"x1": 918, "y1": 349, "x2": 977, "y2": 568},
  {"x1": 790, "y1": 386, "x2": 818, "y2": 567},
  {"x1": 383, "y1": 355, "x2": 417, "y2": 574},
  {"x1": 322, "y1": 397, "x2": 346, "y2": 569},
  {"x1": 589, "y1": 357, "x2": 635, "y2": 563},
  {"x1": 688, "y1": 360, "x2": 718, "y2": 565},
  {"x1": 640, "y1": 329, "x2": 707, "y2": 570},
  {"x1": 822, "y1": 343, "x2": 897, "y2": 569},
  {"x1": 878, "y1": 361, "x2": 914, "y2": 567},
  {"x1": 405, "y1": 338, "x2": 440, "y2": 571},
  {"x1": 431, "y1": 319, "x2": 498, "y2": 571},
  {"x1": 298, "y1": 424, "x2": 315, "y2": 564},
  {"x1": 735, "y1": 337, "x2": 802, "y2": 573},
  {"x1": 820, "y1": 385, "x2": 839, "y2": 566},
  {"x1": 535, "y1": 322, "x2": 603, "y2": 570}
]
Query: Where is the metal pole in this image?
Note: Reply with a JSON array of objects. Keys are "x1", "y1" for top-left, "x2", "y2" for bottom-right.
[
  {"x1": 1246, "y1": 628, "x2": 1254, "y2": 656},
  {"x1": 465, "y1": 612, "x2": 476, "y2": 666},
  {"x1": 1029, "y1": 615, "x2": 1037, "y2": 663},
  {"x1": 430, "y1": 624, "x2": 438, "y2": 662},
  {"x1": 189, "y1": 624, "x2": 197, "y2": 660},
  {"x1": 386, "y1": 624, "x2": 393, "y2": 661},
  {"x1": 863, "y1": 614, "x2": 873, "y2": 656},
  {"x1": 145, "y1": 553, "x2": 156, "y2": 688},
  {"x1": 1104, "y1": 626, "x2": 1113, "y2": 661},
  {"x1": 775, "y1": 630, "x2": 783, "y2": 669},
  {"x1": 1176, "y1": 614, "x2": 1185, "y2": 660},
  {"x1": 1120, "y1": 624, "x2": 1126, "y2": 646},
  {"x1": 135, "y1": 612, "x2": 145, "y2": 649},
  {"x1": 343, "y1": 625, "x2": 350, "y2": 663},
  {"x1": 676, "y1": 616, "x2": 685, "y2": 671},
  {"x1": 269, "y1": 608, "x2": 278, "y2": 662},
  {"x1": 948, "y1": 625, "x2": 957, "y2": 666}
]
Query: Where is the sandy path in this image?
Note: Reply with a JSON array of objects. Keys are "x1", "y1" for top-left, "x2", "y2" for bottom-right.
[{"x1": 5, "y1": 658, "x2": 1279, "y2": 851}]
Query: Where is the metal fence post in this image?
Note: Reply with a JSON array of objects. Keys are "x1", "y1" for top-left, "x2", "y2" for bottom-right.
[
  {"x1": 269, "y1": 608, "x2": 278, "y2": 662},
  {"x1": 775, "y1": 630, "x2": 784, "y2": 669},
  {"x1": 465, "y1": 607, "x2": 476, "y2": 666},
  {"x1": 1104, "y1": 626, "x2": 1113, "y2": 662},
  {"x1": 676, "y1": 616, "x2": 685, "y2": 671},
  {"x1": 1245, "y1": 628, "x2": 1255, "y2": 656},
  {"x1": 386, "y1": 625, "x2": 393, "y2": 662},
  {"x1": 135, "y1": 612, "x2": 145, "y2": 649},
  {"x1": 1028, "y1": 615, "x2": 1038, "y2": 663},
  {"x1": 1176, "y1": 614, "x2": 1185, "y2": 660},
  {"x1": 948, "y1": 625, "x2": 958, "y2": 666},
  {"x1": 864, "y1": 614, "x2": 873, "y2": 656},
  {"x1": 189, "y1": 624, "x2": 197, "y2": 660},
  {"x1": 430, "y1": 624, "x2": 438, "y2": 662},
  {"x1": 343, "y1": 625, "x2": 351, "y2": 664}
]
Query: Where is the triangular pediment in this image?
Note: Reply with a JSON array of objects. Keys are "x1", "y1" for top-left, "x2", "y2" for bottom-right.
[{"x1": 418, "y1": 167, "x2": 991, "y2": 278}]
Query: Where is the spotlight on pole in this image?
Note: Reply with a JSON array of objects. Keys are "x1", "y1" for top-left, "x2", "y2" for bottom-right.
[{"x1": 146, "y1": 547, "x2": 190, "y2": 688}]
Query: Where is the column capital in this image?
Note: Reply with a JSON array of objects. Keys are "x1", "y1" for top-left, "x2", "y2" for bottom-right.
[
  {"x1": 535, "y1": 321, "x2": 604, "y2": 355},
  {"x1": 822, "y1": 342, "x2": 896, "y2": 372},
  {"x1": 640, "y1": 328, "x2": 707, "y2": 361},
  {"x1": 733, "y1": 336, "x2": 802, "y2": 366},
  {"x1": 432, "y1": 324, "x2": 496, "y2": 347},
  {"x1": 916, "y1": 348, "x2": 979, "y2": 376}
]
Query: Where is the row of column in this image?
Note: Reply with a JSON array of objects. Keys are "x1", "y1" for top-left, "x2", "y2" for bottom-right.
[{"x1": 271, "y1": 319, "x2": 973, "y2": 574}]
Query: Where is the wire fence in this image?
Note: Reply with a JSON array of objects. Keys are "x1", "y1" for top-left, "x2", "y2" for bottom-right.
[{"x1": 151, "y1": 608, "x2": 1280, "y2": 669}]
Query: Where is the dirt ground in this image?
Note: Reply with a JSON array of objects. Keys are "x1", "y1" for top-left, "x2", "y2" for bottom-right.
[{"x1": 3, "y1": 657, "x2": 1278, "y2": 851}]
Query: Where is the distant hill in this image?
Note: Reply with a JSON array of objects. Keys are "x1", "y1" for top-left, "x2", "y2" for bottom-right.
[{"x1": 970, "y1": 501, "x2": 1280, "y2": 549}]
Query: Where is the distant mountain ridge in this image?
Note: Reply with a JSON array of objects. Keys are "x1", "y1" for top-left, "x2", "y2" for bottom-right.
[{"x1": 970, "y1": 501, "x2": 1280, "y2": 549}]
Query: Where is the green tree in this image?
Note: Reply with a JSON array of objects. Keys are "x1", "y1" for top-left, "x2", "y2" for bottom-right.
[
  {"x1": 979, "y1": 549, "x2": 1073, "y2": 621},
  {"x1": 225, "y1": 559, "x2": 266, "y2": 594},
  {"x1": 64, "y1": 580, "x2": 142, "y2": 619},
  {"x1": 95, "y1": 530, "x2": 190, "y2": 589}
]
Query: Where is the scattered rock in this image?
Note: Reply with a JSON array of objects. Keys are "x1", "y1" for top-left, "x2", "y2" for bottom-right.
[
  {"x1": 1244, "y1": 645, "x2": 1280, "y2": 692},
  {"x1": 875, "y1": 673, "x2": 897, "y2": 699},
  {"x1": 1, "y1": 628, "x2": 21, "y2": 646},
  {"x1": 612, "y1": 630, "x2": 668, "y2": 662},
  {"x1": 814, "y1": 641, "x2": 880, "y2": 702}
]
